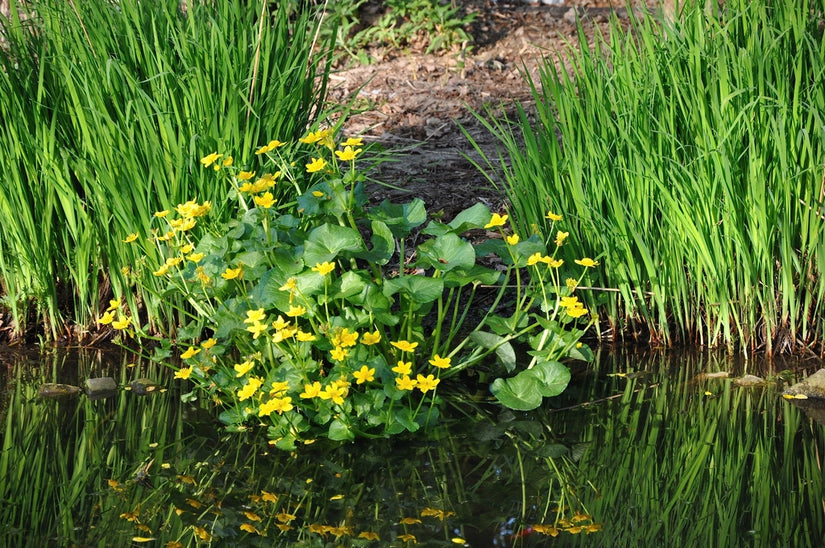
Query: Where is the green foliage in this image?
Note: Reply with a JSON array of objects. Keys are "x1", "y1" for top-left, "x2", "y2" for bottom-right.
[
  {"x1": 469, "y1": 0, "x2": 825, "y2": 354},
  {"x1": 119, "y1": 131, "x2": 597, "y2": 445},
  {"x1": 306, "y1": 0, "x2": 475, "y2": 62},
  {"x1": 0, "y1": 0, "x2": 331, "y2": 339}
]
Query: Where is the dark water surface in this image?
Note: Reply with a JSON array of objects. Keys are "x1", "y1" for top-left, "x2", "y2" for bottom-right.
[{"x1": 0, "y1": 347, "x2": 823, "y2": 546}]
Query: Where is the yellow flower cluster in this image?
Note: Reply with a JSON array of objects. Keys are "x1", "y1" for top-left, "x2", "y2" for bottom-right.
[
  {"x1": 560, "y1": 295, "x2": 588, "y2": 319},
  {"x1": 97, "y1": 297, "x2": 133, "y2": 332}
]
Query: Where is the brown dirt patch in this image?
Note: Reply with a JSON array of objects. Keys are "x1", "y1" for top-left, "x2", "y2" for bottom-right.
[{"x1": 328, "y1": 0, "x2": 663, "y2": 219}]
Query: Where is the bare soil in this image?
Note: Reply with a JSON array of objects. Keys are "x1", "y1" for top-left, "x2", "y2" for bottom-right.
[{"x1": 328, "y1": 0, "x2": 661, "y2": 218}]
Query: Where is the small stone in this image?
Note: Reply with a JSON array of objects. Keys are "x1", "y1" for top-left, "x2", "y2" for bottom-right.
[
  {"x1": 38, "y1": 383, "x2": 82, "y2": 399},
  {"x1": 85, "y1": 377, "x2": 118, "y2": 399},
  {"x1": 128, "y1": 378, "x2": 161, "y2": 396},
  {"x1": 783, "y1": 368, "x2": 825, "y2": 399},
  {"x1": 735, "y1": 374, "x2": 764, "y2": 387}
]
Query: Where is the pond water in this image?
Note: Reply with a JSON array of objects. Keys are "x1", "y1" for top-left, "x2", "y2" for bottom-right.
[{"x1": 1, "y1": 347, "x2": 823, "y2": 546}]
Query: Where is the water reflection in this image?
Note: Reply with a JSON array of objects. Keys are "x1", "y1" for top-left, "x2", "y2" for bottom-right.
[
  {"x1": 555, "y1": 349, "x2": 825, "y2": 547},
  {"x1": 0, "y1": 347, "x2": 823, "y2": 546}
]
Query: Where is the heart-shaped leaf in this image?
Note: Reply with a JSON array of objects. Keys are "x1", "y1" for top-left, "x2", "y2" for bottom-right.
[
  {"x1": 491, "y1": 373, "x2": 543, "y2": 411},
  {"x1": 417, "y1": 233, "x2": 475, "y2": 271},
  {"x1": 303, "y1": 224, "x2": 365, "y2": 264}
]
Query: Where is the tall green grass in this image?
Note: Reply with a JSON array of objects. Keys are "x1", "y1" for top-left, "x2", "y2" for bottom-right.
[
  {"x1": 471, "y1": 0, "x2": 825, "y2": 354},
  {"x1": 0, "y1": 0, "x2": 331, "y2": 340}
]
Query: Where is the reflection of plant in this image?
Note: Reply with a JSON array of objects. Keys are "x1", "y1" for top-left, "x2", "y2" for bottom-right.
[{"x1": 123, "y1": 130, "x2": 595, "y2": 448}]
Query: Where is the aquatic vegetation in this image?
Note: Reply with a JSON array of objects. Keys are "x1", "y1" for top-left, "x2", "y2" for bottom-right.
[
  {"x1": 115, "y1": 130, "x2": 598, "y2": 446},
  {"x1": 469, "y1": 0, "x2": 825, "y2": 354}
]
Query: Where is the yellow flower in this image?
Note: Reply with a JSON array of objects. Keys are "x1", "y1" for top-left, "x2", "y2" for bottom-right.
[
  {"x1": 300, "y1": 381, "x2": 322, "y2": 399},
  {"x1": 319, "y1": 384, "x2": 346, "y2": 405},
  {"x1": 396, "y1": 375, "x2": 417, "y2": 391},
  {"x1": 392, "y1": 361, "x2": 412, "y2": 376},
  {"x1": 261, "y1": 491, "x2": 278, "y2": 503},
  {"x1": 154, "y1": 210, "x2": 169, "y2": 218},
  {"x1": 566, "y1": 306, "x2": 588, "y2": 318},
  {"x1": 124, "y1": 233, "x2": 139, "y2": 243},
  {"x1": 545, "y1": 258, "x2": 564, "y2": 268},
  {"x1": 398, "y1": 533, "x2": 417, "y2": 543},
  {"x1": 555, "y1": 231, "x2": 569, "y2": 246},
  {"x1": 222, "y1": 156, "x2": 233, "y2": 167},
  {"x1": 237, "y1": 377, "x2": 263, "y2": 401},
  {"x1": 335, "y1": 146, "x2": 362, "y2": 161},
  {"x1": 261, "y1": 396, "x2": 293, "y2": 416},
  {"x1": 333, "y1": 327, "x2": 359, "y2": 348},
  {"x1": 399, "y1": 517, "x2": 422, "y2": 525},
  {"x1": 353, "y1": 365, "x2": 376, "y2": 385},
  {"x1": 428, "y1": 354, "x2": 451, "y2": 369},
  {"x1": 342, "y1": 137, "x2": 364, "y2": 147},
  {"x1": 416, "y1": 374, "x2": 440, "y2": 393},
  {"x1": 272, "y1": 315, "x2": 290, "y2": 330},
  {"x1": 311, "y1": 261, "x2": 335, "y2": 276},
  {"x1": 180, "y1": 346, "x2": 201, "y2": 359},
  {"x1": 566, "y1": 278, "x2": 578, "y2": 291},
  {"x1": 312, "y1": 190, "x2": 325, "y2": 198},
  {"x1": 201, "y1": 338, "x2": 217, "y2": 349},
  {"x1": 286, "y1": 305, "x2": 306, "y2": 317},
  {"x1": 174, "y1": 366, "x2": 192, "y2": 380},
  {"x1": 560, "y1": 296, "x2": 580, "y2": 308},
  {"x1": 575, "y1": 257, "x2": 599, "y2": 268},
  {"x1": 221, "y1": 266, "x2": 243, "y2": 280},
  {"x1": 112, "y1": 315, "x2": 132, "y2": 330},
  {"x1": 187, "y1": 252, "x2": 205, "y2": 263},
  {"x1": 240, "y1": 523, "x2": 261, "y2": 535},
  {"x1": 279, "y1": 277, "x2": 297, "y2": 291},
  {"x1": 245, "y1": 308, "x2": 266, "y2": 324},
  {"x1": 296, "y1": 330, "x2": 316, "y2": 342},
  {"x1": 238, "y1": 170, "x2": 255, "y2": 180},
  {"x1": 361, "y1": 330, "x2": 381, "y2": 345},
  {"x1": 526, "y1": 252, "x2": 543, "y2": 266},
  {"x1": 200, "y1": 152, "x2": 221, "y2": 167},
  {"x1": 246, "y1": 321, "x2": 268, "y2": 339},
  {"x1": 506, "y1": 234, "x2": 519, "y2": 245},
  {"x1": 179, "y1": 243, "x2": 194, "y2": 254},
  {"x1": 546, "y1": 211, "x2": 562, "y2": 221},
  {"x1": 305, "y1": 157, "x2": 327, "y2": 173},
  {"x1": 153, "y1": 264, "x2": 169, "y2": 277},
  {"x1": 300, "y1": 129, "x2": 332, "y2": 145},
  {"x1": 391, "y1": 340, "x2": 418, "y2": 352},
  {"x1": 330, "y1": 347, "x2": 349, "y2": 361},
  {"x1": 255, "y1": 140, "x2": 286, "y2": 155},
  {"x1": 358, "y1": 531, "x2": 380, "y2": 541},
  {"x1": 234, "y1": 360, "x2": 255, "y2": 377},
  {"x1": 165, "y1": 257, "x2": 182, "y2": 267},
  {"x1": 99, "y1": 310, "x2": 116, "y2": 325},
  {"x1": 175, "y1": 200, "x2": 211, "y2": 218},
  {"x1": 484, "y1": 213, "x2": 508, "y2": 229},
  {"x1": 254, "y1": 192, "x2": 276, "y2": 209},
  {"x1": 270, "y1": 381, "x2": 290, "y2": 396}
]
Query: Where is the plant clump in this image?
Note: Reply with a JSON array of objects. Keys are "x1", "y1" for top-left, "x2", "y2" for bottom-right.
[{"x1": 111, "y1": 129, "x2": 598, "y2": 449}]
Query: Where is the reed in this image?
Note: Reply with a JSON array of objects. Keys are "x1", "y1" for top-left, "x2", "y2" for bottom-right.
[
  {"x1": 0, "y1": 0, "x2": 331, "y2": 339},
  {"x1": 470, "y1": 0, "x2": 825, "y2": 354}
]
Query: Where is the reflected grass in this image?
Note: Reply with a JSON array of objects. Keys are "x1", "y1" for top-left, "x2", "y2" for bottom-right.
[{"x1": 559, "y1": 351, "x2": 825, "y2": 547}]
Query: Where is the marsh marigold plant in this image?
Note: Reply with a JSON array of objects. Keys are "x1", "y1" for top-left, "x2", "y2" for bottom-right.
[{"x1": 124, "y1": 129, "x2": 598, "y2": 449}]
